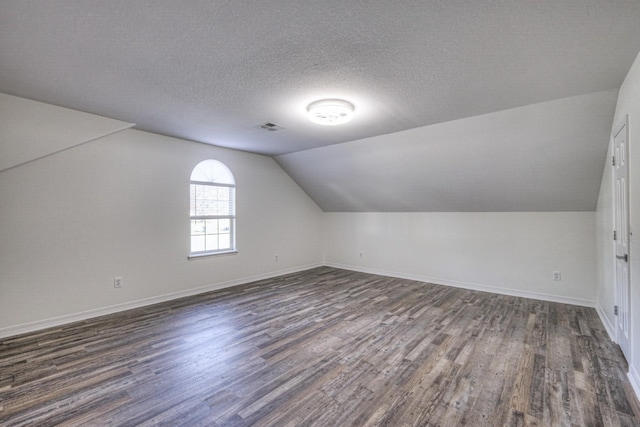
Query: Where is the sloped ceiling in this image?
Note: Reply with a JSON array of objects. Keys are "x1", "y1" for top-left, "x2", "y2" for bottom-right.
[
  {"x1": 276, "y1": 90, "x2": 618, "y2": 212},
  {"x1": 1, "y1": 1, "x2": 639, "y2": 211},
  {"x1": 0, "y1": 93, "x2": 134, "y2": 172}
]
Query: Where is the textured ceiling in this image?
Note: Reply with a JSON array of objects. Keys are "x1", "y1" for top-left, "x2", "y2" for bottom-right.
[
  {"x1": 1, "y1": 1, "x2": 639, "y2": 156},
  {"x1": 1, "y1": 1, "x2": 639, "y2": 212}
]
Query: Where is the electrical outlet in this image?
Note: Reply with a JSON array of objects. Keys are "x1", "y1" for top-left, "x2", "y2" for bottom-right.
[
  {"x1": 114, "y1": 277, "x2": 123, "y2": 288},
  {"x1": 552, "y1": 271, "x2": 561, "y2": 281},
  {"x1": 274, "y1": 254, "x2": 279, "y2": 261}
]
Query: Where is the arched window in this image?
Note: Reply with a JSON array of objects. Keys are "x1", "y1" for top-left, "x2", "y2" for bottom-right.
[{"x1": 189, "y1": 159, "x2": 236, "y2": 256}]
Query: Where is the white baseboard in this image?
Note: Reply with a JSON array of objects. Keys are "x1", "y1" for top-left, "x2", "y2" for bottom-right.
[
  {"x1": 595, "y1": 301, "x2": 616, "y2": 342},
  {"x1": 629, "y1": 364, "x2": 640, "y2": 402},
  {"x1": 324, "y1": 262, "x2": 597, "y2": 308},
  {"x1": 0, "y1": 261, "x2": 611, "y2": 340},
  {"x1": 0, "y1": 263, "x2": 322, "y2": 339}
]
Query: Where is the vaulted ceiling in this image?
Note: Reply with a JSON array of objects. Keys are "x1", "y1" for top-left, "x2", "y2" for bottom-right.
[{"x1": 1, "y1": 1, "x2": 640, "y2": 211}]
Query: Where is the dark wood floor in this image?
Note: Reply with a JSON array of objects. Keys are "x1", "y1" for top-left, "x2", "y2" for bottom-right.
[{"x1": 1, "y1": 267, "x2": 639, "y2": 426}]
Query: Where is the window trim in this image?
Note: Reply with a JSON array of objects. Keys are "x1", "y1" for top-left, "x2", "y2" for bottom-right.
[
  {"x1": 188, "y1": 249, "x2": 238, "y2": 261},
  {"x1": 189, "y1": 161, "x2": 237, "y2": 258}
]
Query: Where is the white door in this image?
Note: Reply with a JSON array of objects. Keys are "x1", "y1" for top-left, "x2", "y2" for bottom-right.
[{"x1": 613, "y1": 115, "x2": 631, "y2": 361}]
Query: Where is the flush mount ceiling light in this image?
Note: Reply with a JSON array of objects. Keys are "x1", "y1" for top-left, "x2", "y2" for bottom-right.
[{"x1": 307, "y1": 99, "x2": 355, "y2": 126}]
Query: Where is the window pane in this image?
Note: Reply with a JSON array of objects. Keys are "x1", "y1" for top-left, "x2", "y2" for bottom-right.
[
  {"x1": 190, "y1": 159, "x2": 235, "y2": 185},
  {"x1": 205, "y1": 234, "x2": 219, "y2": 251},
  {"x1": 191, "y1": 235, "x2": 205, "y2": 252},
  {"x1": 205, "y1": 219, "x2": 218, "y2": 234},
  {"x1": 202, "y1": 185, "x2": 217, "y2": 200},
  {"x1": 219, "y1": 218, "x2": 230, "y2": 232},
  {"x1": 229, "y1": 188, "x2": 235, "y2": 211},
  {"x1": 191, "y1": 184, "x2": 234, "y2": 216},
  {"x1": 191, "y1": 220, "x2": 205, "y2": 235},
  {"x1": 190, "y1": 185, "x2": 196, "y2": 216},
  {"x1": 198, "y1": 185, "x2": 216, "y2": 216},
  {"x1": 218, "y1": 187, "x2": 230, "y2": 201},
  {"x1": 214, "y1": 201, "x2": 227, "y2": 215},
  {"x1": 219, "y1": 234, "x2": 230, "y2": 249}
]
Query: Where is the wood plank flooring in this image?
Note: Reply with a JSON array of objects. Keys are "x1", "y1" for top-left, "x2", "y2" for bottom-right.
[{"x1": 1, "y1": 267, "x2": 639, "y2": 426}]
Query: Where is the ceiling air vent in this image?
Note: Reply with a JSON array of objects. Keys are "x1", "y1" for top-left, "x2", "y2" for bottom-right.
[{"x1": 260, "y1": 122, "x2": 285, "y2": 131}]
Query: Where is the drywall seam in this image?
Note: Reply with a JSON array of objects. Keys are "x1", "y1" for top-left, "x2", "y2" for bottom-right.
[
  {"x1": 0, "y1": 262, "x2": 322, "y2": 339},
  {"x1": 325, "y1": 262, "x2": 597, "y2": 308},
  {"x1": 0, "y1": 123, "x2": 135, "y2": 174}
]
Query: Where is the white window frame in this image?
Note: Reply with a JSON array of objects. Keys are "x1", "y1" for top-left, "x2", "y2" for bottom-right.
[{"x1": 189, "y1": 160, "x2": 237, "y2": 259}]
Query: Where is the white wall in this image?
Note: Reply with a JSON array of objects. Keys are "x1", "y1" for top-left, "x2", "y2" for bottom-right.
[
  {"x1": 602, "y1": 50, "x2": 640, "y2": 395},
  {"x1": 0, "y1": 128, "x2": 324, "y2": 336},
  {"x1": 324, "y1": 212, "x2": 597, "y2": 305}
]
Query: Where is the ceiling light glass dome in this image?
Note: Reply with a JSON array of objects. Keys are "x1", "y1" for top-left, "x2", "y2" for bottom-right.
[{"x1": 307, "y1": 99, "x2": 354, "y2": 126}]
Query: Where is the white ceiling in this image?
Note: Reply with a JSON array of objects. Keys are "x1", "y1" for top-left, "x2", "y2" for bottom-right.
[
  {"x1": 276, "y1": 90, "x2": 618, "y2": 212},
  {"x1": 1, "y1": 1, "x2": 639, "y2": 211}
]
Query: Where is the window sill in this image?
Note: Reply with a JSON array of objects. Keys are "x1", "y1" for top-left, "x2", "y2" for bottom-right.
[{"x1": 188, "y1": 250, "x2": 238, "y2": 261}]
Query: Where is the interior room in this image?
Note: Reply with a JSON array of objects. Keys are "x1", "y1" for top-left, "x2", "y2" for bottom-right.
[{"x1": 2, "y1": 1, "x2": 640, "y2": 425}]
